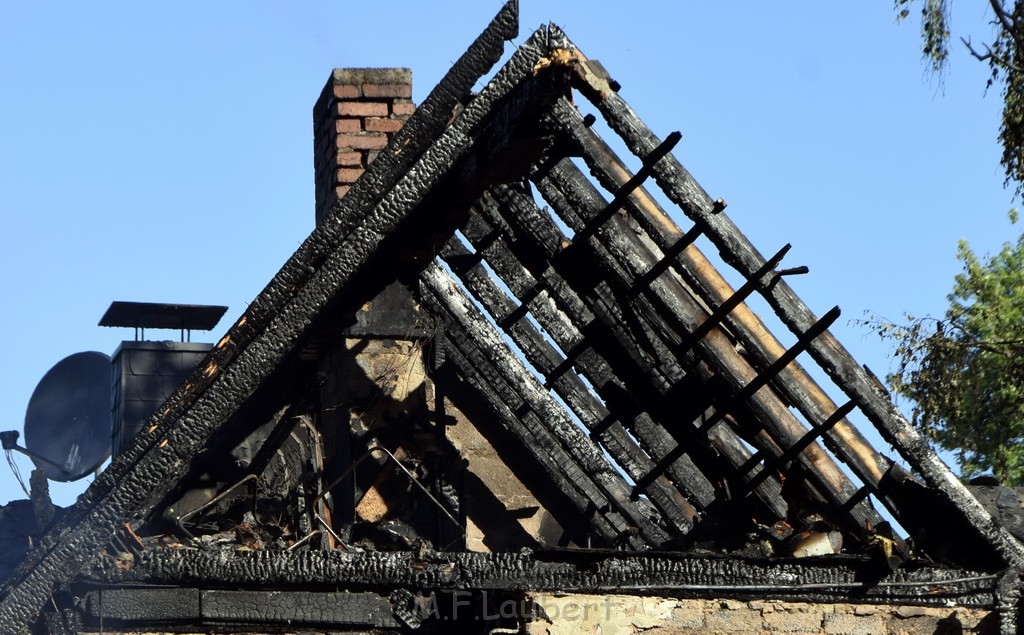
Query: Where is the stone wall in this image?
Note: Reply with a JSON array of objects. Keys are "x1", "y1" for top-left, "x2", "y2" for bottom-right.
[{"x1": 523, "y1": 593, "x2": 995, "y2": 634}]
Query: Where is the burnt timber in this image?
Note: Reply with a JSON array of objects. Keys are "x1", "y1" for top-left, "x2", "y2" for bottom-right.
[{"x1": 1, "y1": 1, "x2": 1022, "y2": 633}]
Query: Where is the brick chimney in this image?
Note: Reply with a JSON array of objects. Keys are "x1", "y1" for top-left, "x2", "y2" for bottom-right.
[{"x1": 313, "y1": 68, "x2": 414, "y2": 226}]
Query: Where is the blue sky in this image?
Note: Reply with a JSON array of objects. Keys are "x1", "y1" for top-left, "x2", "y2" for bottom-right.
[{"x1": 0, "y1": 2, "x2": 1015, "y2": 507}]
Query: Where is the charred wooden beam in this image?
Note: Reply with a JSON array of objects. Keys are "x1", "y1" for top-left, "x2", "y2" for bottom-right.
[
  {"x1": 533, "y1": 158, "x2": 884, "y2": 538},
  {"x1": 439, "y1": 237, "x2": 697, "y2": 535},
  {"x1": 631, "y1": 224, "x2": 704, "y2": 294},
  {"x1": 468, "y1": 190, "x2": 741, "y2": 514},
  {"x1": 572, "y1": 130, "x2": 681, "y2": 244},
  {"x1": 672, "y1": 244, "x2": 791, "y2": 354},
  {"x1": 82, "y1": 548, "x2": 1001, "y2": 608},
  {"x1": 78, "y1": 587, "x2": 399, "y2": 629},
  {"x1": 566, "y1": 58, "x2": 1024, "y2": 566},
  {"x1": 488, "y1": 184, "x2": 790, "y2": 522},
  {"x1": 743, "y1": 401, "x2": 858, "y2": 496},
  {"x1": 419, "y1": 262, "x2": 667, "y2": 548}
]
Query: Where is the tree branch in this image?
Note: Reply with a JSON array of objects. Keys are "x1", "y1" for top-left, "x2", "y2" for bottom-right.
[{"x1": 962, "y1": 36, "x2": 1024, "y2": 73}]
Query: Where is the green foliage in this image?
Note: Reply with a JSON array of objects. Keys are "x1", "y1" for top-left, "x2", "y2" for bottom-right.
[
  {"x1": 896, "y1": 0, "x2": 951, "y2": 71},
  {"x1": 896, "y1": 1, "x2": 1024, "y2": 193},
  {"x1": 870, "y1": 212, "x2": 1024, "y2": 483}
]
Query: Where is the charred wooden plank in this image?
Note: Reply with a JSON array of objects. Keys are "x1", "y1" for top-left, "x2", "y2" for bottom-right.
[
  {"x1": 459, "y1": 207, "x2": 719, "y2": 511},
  {"x1": 743, "y1": 401, "x2": 858, "y2": 496},
  {"x1": 439, "y1": 237, "x2": 696, "y2": 535},
  {"x1": 631, "y1": 224, "x2": 704, "y2": 293},
  {"x1": 517, "y1": 175, "x2": 794, "y2": 520},
  {"x1": 419, "y1": 263, "x2": 665, "y2": 548},
  {"x1": 82, "y1": 548, "x2": 1000, "y2": 608},
  {"x1": 533, "y1": 159, "x2": 883, "y2": 536},
  {"x1": 566, "y1": 61, "x2": 1024, "y2": 565},
  {"x1": 80, "y1": 587, "x2": 399, "y2": 628}
]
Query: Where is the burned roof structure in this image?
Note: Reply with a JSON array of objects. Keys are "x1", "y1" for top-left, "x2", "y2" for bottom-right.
[{"x1": 3, "y1": 2, "x2": 1023, "y2": 633}]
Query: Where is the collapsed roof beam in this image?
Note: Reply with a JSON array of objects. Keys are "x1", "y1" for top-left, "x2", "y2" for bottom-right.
[{"x1": 565, "y1": 55, "x2": 1024, "y2": 568}]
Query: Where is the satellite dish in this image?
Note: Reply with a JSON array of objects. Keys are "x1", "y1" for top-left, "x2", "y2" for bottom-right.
[{"x1": 23, "y1": 351, "x2": 112, "y2": 481}]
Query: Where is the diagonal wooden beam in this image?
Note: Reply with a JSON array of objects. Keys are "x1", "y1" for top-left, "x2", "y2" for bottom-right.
[
  {"x1": 439, "y1": 236, "x2": 696, "y2": 535},
  {"x1": 419, "y1": 262, "x2": 667, "y2": 548},
  {"x1": 566, "y1": 50, "x2": 1024, "y2": 568}
]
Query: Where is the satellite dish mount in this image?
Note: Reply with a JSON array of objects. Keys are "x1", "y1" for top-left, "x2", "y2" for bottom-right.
[{"x1": 0, "y1": 430, "x2": 71, "y2": 477}]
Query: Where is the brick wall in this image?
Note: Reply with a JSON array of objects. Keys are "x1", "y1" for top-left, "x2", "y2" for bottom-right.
[{"x1": 312, "y1": 67, "x2": 414, "y2": 226}]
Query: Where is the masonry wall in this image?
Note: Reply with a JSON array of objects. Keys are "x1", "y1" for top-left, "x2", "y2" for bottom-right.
[{"x1": 523, "y1": 594, "x2": 996, "y2": 634}]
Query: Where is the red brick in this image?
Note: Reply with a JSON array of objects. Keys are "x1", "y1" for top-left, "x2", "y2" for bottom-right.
[
  {"x1": 363, "y1": 83, "x2": 412, "y2": 99},
  {"x1": 335, "y1": 151, "x2": 362, "y2": 167},
  {"x1": 336, "y1": 101, "x2": 388, "y2": 117},
  {"x1": 364, "y1": 117, "x2": 404, "y2": 133},
  {"x1": 336, "y1": 167, "x2": 364, "y2": 184},
  {"x1": 332, "y1": 84, "x2": 361, "y2": 99},
  {"x1": 391, "y1": 100, "x2": 415, "y2": 116},
  {"x1": 335, "y1": 133, "x2": 388, "y2": 151},
  {"x1": 335, "y1": 118, "x2": 361, "y2": 133}
]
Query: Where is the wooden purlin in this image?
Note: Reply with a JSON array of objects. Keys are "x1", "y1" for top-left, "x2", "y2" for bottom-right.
[
  {"x1": 485, "y1": 184, "x2": 791, "y2": 522},
  {"x1": 418, "y1": 262, "x2": 668, "y2": 549},
  {"x1": 456, "y1": 206, "x2": 722, "y2": 513},
  {"x1": 563, "y1": 47, "x2": 1024, "y2": 567},
  {"x1": 439, "y1": 236, "x2": 697, "y2": 536}
]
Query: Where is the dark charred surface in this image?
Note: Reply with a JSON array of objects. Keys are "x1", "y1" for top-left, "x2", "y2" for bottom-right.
[{"x1": 79, "y1": 548, "x2": 998, "y2": 608}]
